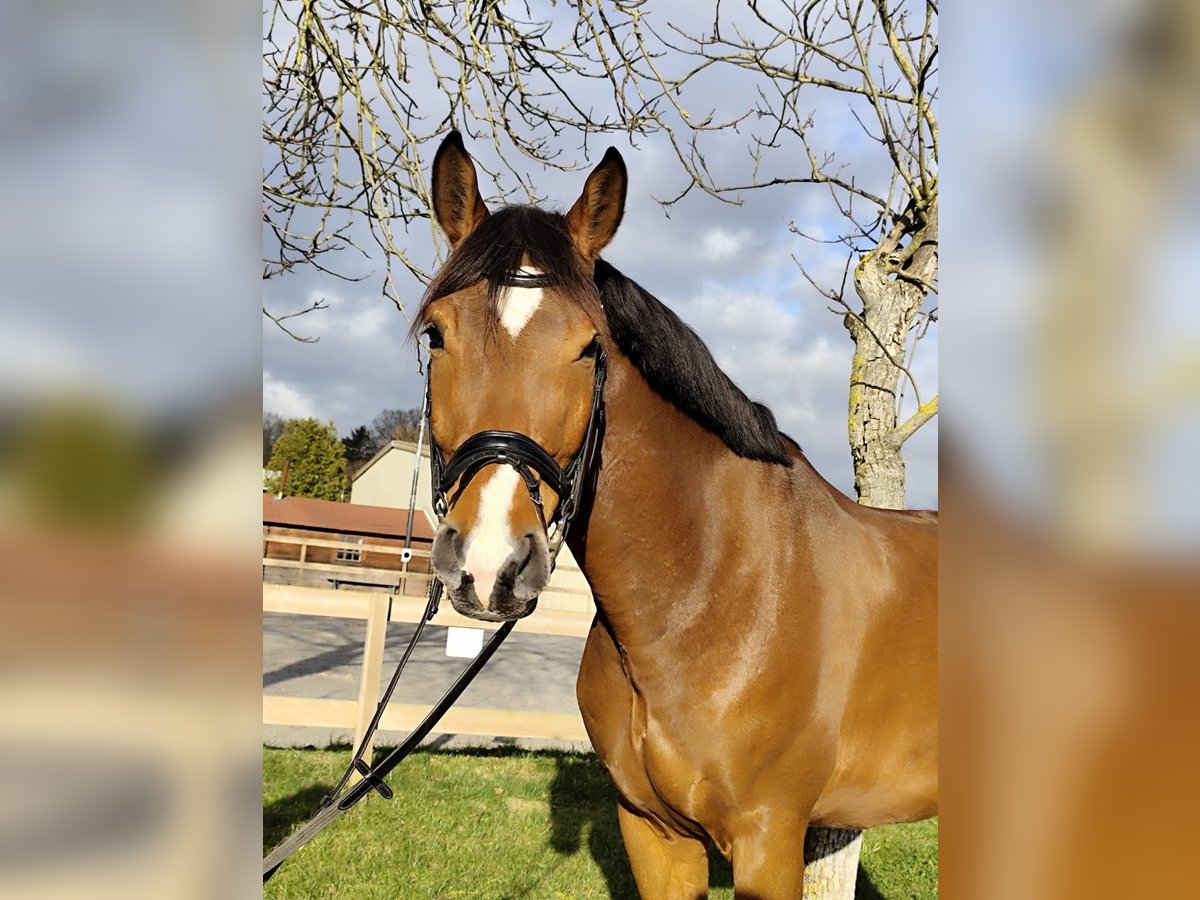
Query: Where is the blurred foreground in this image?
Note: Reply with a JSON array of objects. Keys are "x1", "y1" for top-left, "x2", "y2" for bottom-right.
[
  {"x1": 947, "y1": 0, "x2": 1200, "y2": 896},
  {"x1": 0, "y1": 1, "x2": 261, "y2": 897}
]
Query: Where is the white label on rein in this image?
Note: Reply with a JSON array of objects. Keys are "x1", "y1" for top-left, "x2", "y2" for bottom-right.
[{"x1": 445, "y1": 626, "x2": 485, "y2": 659}]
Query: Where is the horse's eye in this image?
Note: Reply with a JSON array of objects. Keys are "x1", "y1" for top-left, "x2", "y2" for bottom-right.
[
  {"x1": 577, "y1": 337, "x2": 600, "y2": 361},
  {"x1": 423, "y1": 324, "x2": 444, "y2": 350}
]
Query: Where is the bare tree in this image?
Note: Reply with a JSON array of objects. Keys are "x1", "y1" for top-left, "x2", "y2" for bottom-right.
[
  {"x1": 264, "y1": 2, "x2": 936, "y2": 504},
  {"x1": 619, "y1": 0, "x2": 939, "y2": 510},
  {"x1": 263, "y1": 0, "x2": 660, "y2": 335},
  {"x1": 263, "y1": 411, "x2": 286, "y2": 466},
  {"x1": 369, "y1": 407, "x2": 423, "y2": 448}
]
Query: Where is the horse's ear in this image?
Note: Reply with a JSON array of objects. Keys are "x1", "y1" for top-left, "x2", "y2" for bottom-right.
[
  {"x1": 431, "y1": 131, "x2": 489, "y2": 247},
  {"x1": 565, "y1": 147, "x2": 627, "y2": 262}
]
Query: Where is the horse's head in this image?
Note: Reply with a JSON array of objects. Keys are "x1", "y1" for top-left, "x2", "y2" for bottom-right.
[{"x1": 417, "y1": 132, "x2": 625, "y2": 622}]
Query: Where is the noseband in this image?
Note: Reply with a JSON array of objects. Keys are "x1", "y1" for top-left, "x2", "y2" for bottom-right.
[{"x1": 425, "y1": 341, "x2": 607, "y2": 563}]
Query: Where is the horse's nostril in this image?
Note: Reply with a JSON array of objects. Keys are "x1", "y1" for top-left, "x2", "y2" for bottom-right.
[
  {"x1": 509, "y1": 532, "x2": 551, "y2": 602},
  {"x1": 513, "y1": 542, "x2": 535, "y2": 577},
  {"x1": 431, "y1": 524, "x2": 466, "y2": 588}
]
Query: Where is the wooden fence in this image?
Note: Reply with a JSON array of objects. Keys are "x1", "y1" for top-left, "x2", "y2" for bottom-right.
[
  {"x1": 263, "y1": 572, "x2": 594, "y2": 760},
  {"x1": 263, "y1": 530, "x2": 595, "y2": 610}
]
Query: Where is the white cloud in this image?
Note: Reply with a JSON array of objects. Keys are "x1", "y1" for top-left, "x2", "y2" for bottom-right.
[
  {"x1": 675, "y1": 284, "x2": 852, "y2": 478},
  {"x1": 347, "y1": 303, "x2": 390, "y2": 339},
  {"x1": 702, "y1": 228, "x2": 746, "y2": 261},
  {"x1": 263, "y1": 371, "x2": 319, "y2": 420}
]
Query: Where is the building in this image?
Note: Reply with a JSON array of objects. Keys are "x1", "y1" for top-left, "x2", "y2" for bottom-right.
[
  {"x1": 349, "y1": 439, "x2": 436, "y2": 519},
  {"x1": 263, "y1": 493, "x2": 436, "y2": 594}
]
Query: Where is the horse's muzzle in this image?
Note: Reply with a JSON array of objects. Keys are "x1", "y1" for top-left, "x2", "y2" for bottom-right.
[{"x1": 431, "y1": 524, "x2": 550, "y2": 622}]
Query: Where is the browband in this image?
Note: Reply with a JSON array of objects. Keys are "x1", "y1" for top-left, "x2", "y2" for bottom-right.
[{"x1": 501, "y1": 271, "x2": 557, "y2": 289}]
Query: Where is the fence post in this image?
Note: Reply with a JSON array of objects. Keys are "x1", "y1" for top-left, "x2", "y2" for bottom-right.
[{"x1": 352, "y1": 593, "x2": 390, "y2": 766}]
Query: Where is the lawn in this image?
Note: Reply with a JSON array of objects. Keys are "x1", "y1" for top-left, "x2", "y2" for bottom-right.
[{"x1": 264, "y1": 747, "x2": 937, "y2": 899}]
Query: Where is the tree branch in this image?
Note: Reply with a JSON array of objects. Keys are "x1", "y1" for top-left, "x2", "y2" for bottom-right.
[
  {"x1": 893, "y1": 395, "x2": 938, "y2": 447},
  {"x1": 263, "y1": 297, "x2": 329, "y2": 343}
]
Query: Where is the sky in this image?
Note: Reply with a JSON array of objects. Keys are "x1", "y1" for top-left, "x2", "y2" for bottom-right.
[{"x1": 262, "y1": 2, "x2": 939, "y2": 509}]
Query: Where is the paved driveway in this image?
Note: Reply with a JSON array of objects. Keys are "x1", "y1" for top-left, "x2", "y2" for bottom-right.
[{"x1": 263, "y1": 612, "x2": 591, "y2": 751}]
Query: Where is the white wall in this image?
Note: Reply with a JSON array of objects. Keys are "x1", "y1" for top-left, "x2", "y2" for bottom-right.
[{"x1": 350, "y1": 442, "x2": 435, "y2": 520}]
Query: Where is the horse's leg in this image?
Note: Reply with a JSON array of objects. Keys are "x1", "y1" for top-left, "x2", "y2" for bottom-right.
[
  {"x1": 730, "y1": 815, "x2": 808, "y2": 899},
  {"x1": 617, "y1": 803, "x2": 709, "y2": 900}
]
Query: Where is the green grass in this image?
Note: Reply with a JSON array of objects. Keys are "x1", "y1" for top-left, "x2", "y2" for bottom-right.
[{"x1": 264, "y1": 747, "x2": 936, "y2": 899}]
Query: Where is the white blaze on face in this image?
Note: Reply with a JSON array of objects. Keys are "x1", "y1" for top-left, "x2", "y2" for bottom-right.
[
  {"x1": 499, "y1": 268, "x2": 544, "y2": 337},
  {"x1": 461, "y1": 467, "x2": 521, "y2": 607}
]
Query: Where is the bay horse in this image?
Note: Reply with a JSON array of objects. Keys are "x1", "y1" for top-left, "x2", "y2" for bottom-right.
[{"x1": 418, "y1": 132, "x2": 937, "y2": 899}]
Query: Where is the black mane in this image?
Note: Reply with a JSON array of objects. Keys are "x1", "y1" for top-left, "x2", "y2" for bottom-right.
[
  {"x1": 594, "y1": 260, "x2": 794, "y2": 467},
  {"x1": 418, "y1": 205, "x2": 794, "y2": 467}
]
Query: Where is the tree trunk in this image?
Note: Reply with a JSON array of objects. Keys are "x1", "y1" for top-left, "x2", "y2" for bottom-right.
[
  {"x1": 804, "y1": 200, "x2": 939, "y2": 897},
  {"x1": 804, "y1": 827, "x2": 865, "y2": 899},
  {"x1": 846, "y1": 296, "x2": 909, "y2": 509},
  {"x1": 846, "y1": 196, "x2": 938, "y2": 510}
]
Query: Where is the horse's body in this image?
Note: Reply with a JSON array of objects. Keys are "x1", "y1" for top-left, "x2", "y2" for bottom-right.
[
  {"x1": 571, "y1": 320, "x2": 937, "y2": 895},
  {"x1": 420, "y1": 133, "x2": 937, "y2": 898}
]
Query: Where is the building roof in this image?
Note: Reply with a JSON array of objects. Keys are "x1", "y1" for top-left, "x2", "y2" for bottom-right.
[
  {"x1": 351, "y1": 438, "x2": 423, "y2": 483},
  {"x1": 263, "y1": 493, "x2": 436, "y2": 541}
]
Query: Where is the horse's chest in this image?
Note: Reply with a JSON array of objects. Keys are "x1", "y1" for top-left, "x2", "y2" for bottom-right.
[
  {"x1": 641, "y1": 705, "x2": 722, "y2": 815},
  {"x1": 577, "y1": 623, "x2": 725, "y2": 830},
  {"x1": 600, "y1": 680, "x2": 722, "y2": 827}
]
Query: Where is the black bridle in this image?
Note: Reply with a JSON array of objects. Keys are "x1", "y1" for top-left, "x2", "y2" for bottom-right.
[{"x1": 427, "y1": 344, "x2": 607, "y2": 563}]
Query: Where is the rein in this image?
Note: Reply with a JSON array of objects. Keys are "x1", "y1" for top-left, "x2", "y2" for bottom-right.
[{"x1": 262, "y1": 297, "x2": 606, "y2": 883}]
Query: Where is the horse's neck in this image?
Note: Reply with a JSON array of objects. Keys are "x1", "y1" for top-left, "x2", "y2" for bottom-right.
[{"x1": 567, "y1": 354, "x2": 802, "y2": 664}]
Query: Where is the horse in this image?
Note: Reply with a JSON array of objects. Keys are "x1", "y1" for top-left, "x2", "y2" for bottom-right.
[{"x1": 417, "y1": 131, "x2": 938, "y2": 899}]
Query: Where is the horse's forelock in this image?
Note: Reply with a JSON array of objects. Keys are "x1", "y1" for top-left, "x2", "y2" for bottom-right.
[{"x1": 413, "y1": 206, "x2": 603, "y2": 340}]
